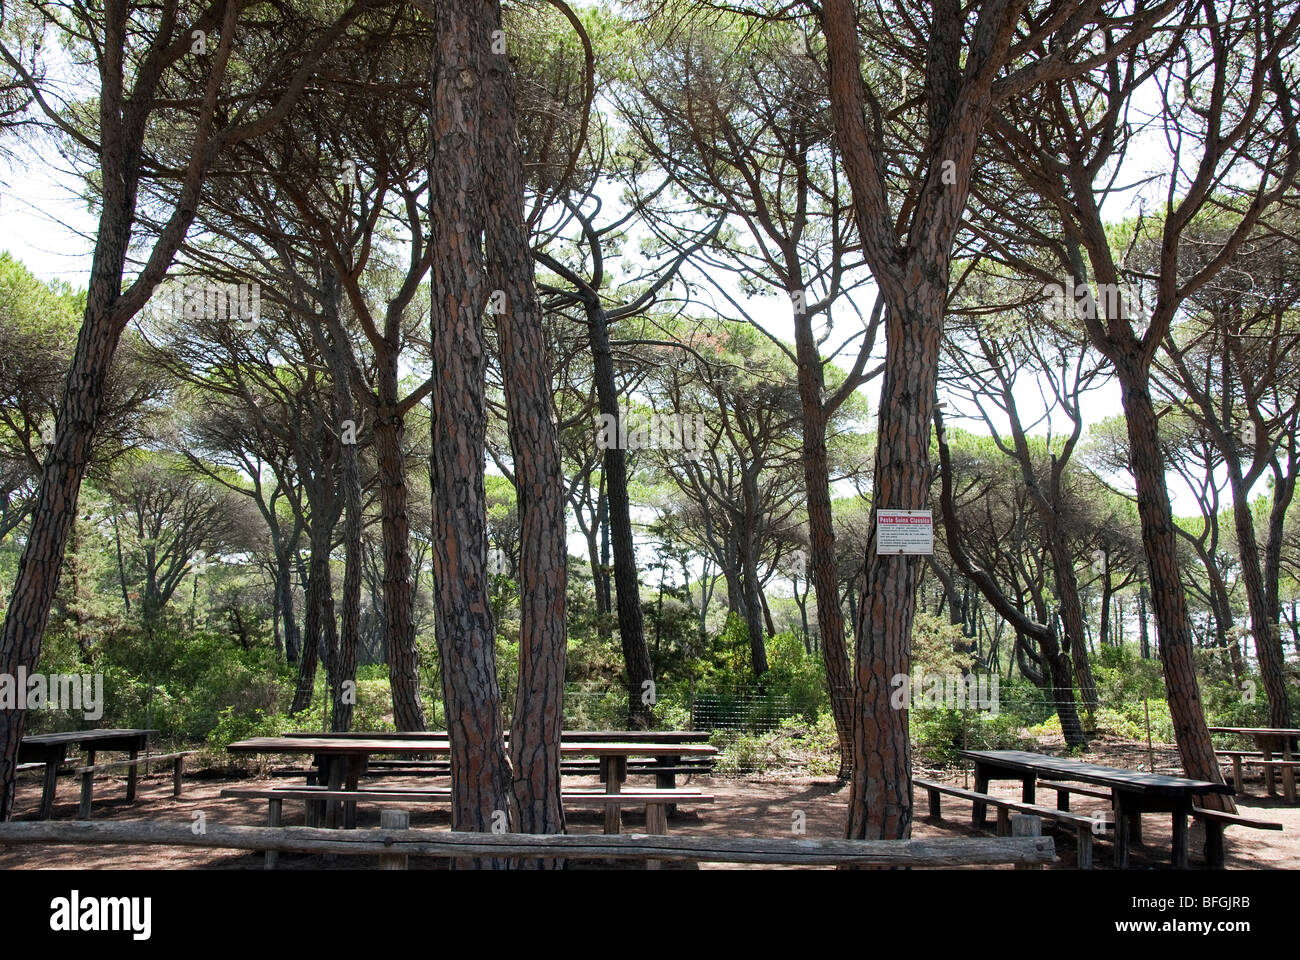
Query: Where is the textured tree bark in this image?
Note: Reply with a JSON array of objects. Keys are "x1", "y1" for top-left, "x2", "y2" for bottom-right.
[
  {"x1": 844, "y1": 296, "x2": 950, "y2": 841},
  {"x1": 373, "y1": 369, "x2": 426, "y2": 731},
  {"x1": 292, "y1": 520, "x2": 333, "y2": 717},
  {"x1": 323, "y1": 295, "x2": 361, "y2": 733},
  {"x1": 818, "y1": 0, "x2": 1014, "y2": 839},
  {"x1": 481, "y1": 0, "x2": 568, "y2": 849},
  {"x1": 1226, "y1": 470, "x2": 1291, "y2": 727},
  {"x1": 1098, "y1": 571, "x2": 1113, "y2": 648},
  {"x1": 428, "y1": 0, "x2": 513, "y2": 865},
  {"x1": 794, "y1": 311, "x2": 855, "y2": 779},
  {"x1": 276, "y1": 544, "x2": 301, "y2": 666},
  {"x1": 0, "y1": 282, "x2": 128, "y2": 819},
  {"x1": 738, "y1": 505, "x2": 770, "y2": 677},
  {"x1": 1049, "y1": 538, "x2": 1097, "y2": 714},
  {"x1": 1114, "y1": 349, "x2": 1233, "y2": 812},
  {"x1": 586, "y1": 302, "x2": 654, "y2": 727}
]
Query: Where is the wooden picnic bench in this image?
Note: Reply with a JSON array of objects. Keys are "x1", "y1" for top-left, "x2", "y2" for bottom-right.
[
  {"x1": 17, "y1": 729, "x2": 157, "y2": 819},
  {"x1": 227, "y1": 737, "x2": 718, "y2": 832},
  {"x1": 916, "y1": 778, "x2": 1106, "y2": 869},
  {"x1": 1192, "y1": 806, "x2": 1284, "y2": 869},
  {"x1": 76, "y1": 751, "x2": 194, "y2": 819},
  {"x1": 959, "y1": 749, "x2": 1233, "y2": 869},
  {"x1": 1034, "y1": 778, "x2": 1283, "y2": 867},
  {"x1": 276, "y1": 731, "x2": 716, "y2": 811},
  {"x1": 1209, "y1": 727, "x2": 1299, "y2": 802}
]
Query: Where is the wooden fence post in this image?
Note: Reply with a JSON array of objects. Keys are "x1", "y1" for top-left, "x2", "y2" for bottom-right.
[{"x1": 379, "y1": 808, "x2": 410, "y2": 870}]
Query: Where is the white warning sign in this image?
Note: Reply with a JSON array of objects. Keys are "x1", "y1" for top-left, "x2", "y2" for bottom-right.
[{"x1": 877, "y1": 509, "x2": 933, "y2": 555}]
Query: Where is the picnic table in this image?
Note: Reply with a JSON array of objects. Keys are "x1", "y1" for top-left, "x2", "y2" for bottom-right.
[
  {"x1": 282, "y1": 729, "x2": 714, "y2": 805},
  {"x1": 227, "y1": 736, "x2": 718, "y2": 831},
  {"x1": 18, "y1": 729, "x2": 156, "y2": 819},
  {"x1": 1208, "y1": 726, "x2": 1299, "y2": 801},
  {"x1": 959, "y1": 749, "x2": 1232, "y2": 868}
]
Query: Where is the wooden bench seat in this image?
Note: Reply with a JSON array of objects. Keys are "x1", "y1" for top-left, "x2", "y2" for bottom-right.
[
  {"x1": 916, "y1": 777, "x2": 1105, "y2": 869},
  {"x1": 74, "y1": 751, "x2": 194, "y2": 820},
  {"x1": 1219, "y1": 757, "x2": 1299, "y2": 802},
  {"x1": 1192, "y1": 807, "x2": 1284, "y2": 869}
]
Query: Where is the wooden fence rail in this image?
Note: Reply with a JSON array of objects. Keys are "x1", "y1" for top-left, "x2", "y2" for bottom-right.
[{"x1": 0, "y1": 817, "x2": 1055, "y2": 867}]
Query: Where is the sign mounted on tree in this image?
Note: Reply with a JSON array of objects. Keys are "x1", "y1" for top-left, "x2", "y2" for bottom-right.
[{"x1": 877, "y1": 510, "x2": 933, "y2": 555}]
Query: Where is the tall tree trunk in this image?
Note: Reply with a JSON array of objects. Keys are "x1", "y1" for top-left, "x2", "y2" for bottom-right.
[
  {"x1": 428, "y1": 0, "x2": 513, "y2": 861},
  {"x1": 1098, "y1": 572, "x2": 1113, "y2": 647},
  {"x1": 292, "y1": 520, "x2": 333, "y2": 717},
  {"x1": 0, "y1": 298, "x2": 125, "y2": 818},
  {"x1": 844, "y1": 298, "x2": 940, "y2": 841},
  {"x1": 1114, "y1": 350, "x2": 1232, "y2": 811},
  {"x1": 1226, "y1": 469, "x2": 1291, "y2": 727},
  {"x1": 277, "y1": 544, "x2": 300, "y2": 666},
  {"x1": 324, "y1": 299, "x2": 361, "y2": 733},
  {"x1": 586, "y1": 301, "x2": 653, "y2": 727},
  {"x1": 738, "y1": 491, "x2": 769, "y2": 677},
  {"x1": 482, "y1": 9, "x2": 568, "y2": 845},
  {"x1": 598, "y1": 487, "x2": 613, "y2": 614},
  {"x1": 374, "y1": 369, "x2": 426, "y2": 731},
  {"x1": 1049, "y1": 537, "x2": 1097, "y2": 714}
]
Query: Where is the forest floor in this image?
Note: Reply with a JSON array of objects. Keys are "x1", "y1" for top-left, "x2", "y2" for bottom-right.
[{"x1": 3, "y1": 737, "x2": 1297, "y2": 870}]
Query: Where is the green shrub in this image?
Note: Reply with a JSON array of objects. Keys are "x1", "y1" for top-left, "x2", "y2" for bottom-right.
[{"x1": 914, "y1": 707, "x2": 1027, "y2": 765}]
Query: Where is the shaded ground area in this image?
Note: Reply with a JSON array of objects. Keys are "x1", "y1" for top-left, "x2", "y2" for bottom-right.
[{"x1": 2, "y1": 759, "x2": 1296, "y2": 870}]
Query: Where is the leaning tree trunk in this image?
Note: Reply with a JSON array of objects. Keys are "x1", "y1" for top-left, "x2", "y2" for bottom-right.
[
  {"x1": 276, "y1": 544, "x2": 301, "y2": 667},
  {"x1": 1114, "y1": 350, "x2": 1233, "y2": 812},
  {"x1": 292, "y1": 518, "x2": 334, "y2": 717},
  {"x1": 586, "y1": 301, "x2": 654, "y2": 727},
  {"x1": 374, "y1": 364, "x2": 426, "y2": 731},
  {"x1": 482, "y1": 10, "x2": 568, "y2": 845},
  {"x1": 428, "y1": 0, "x2": 513, "y2": 862},
  {"x1": 739, "y1": 472, "x2": 769, "y2": 677},
  {"x1": 324, "y1": 302, "x2": 361, "y2": 733},
  {"x1": 739, "y1": 523, "x2": 769, "y2": 677},
  {"x1": 1227, "y1": 470, "x2": 1291, "y2": 728},
  {"x1": 1048, "y1": 536, "x2": 1098, "y2": 714},
  {"x1": 0, "y1": 272, "x2": 129, "y2": 820},
  {"x1": 793, "y1": 308, "x2": 854, "y2": 779}
]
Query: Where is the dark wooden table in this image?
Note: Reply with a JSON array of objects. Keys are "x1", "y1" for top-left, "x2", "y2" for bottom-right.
[
  {"x1": 1208, "y1": 726, "x2": 1299, "y2": 801},
  {"x1": 227, "y1": 737, "x2": 717, "y2": 831},
  {"x1": 283, "y1": 730, "x2": 712, "y2": 743},
  {"x1": 958, "y1": 749, "x2": 1232, "y2": 868},
  {"x1": 18, "y1": 729, "x2": 156, "y2": 819}
]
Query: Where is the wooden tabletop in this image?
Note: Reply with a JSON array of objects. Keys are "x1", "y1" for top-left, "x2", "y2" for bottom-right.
[
  {"x1": 1207, "y1": 726, "x2": 1300, "y2": 737},
  {"x1": 284, "y1": 730, "x2": 713, "y2": 743},
  {"x1": 959, "y1": 749, "x2": 1232, "y2": 796},
  {"x1": 227, "y1": 737, "x2": 717, "y2": 757},
  {"x1": 21, "y1": 729, "x2": 156, "y2": 746}
]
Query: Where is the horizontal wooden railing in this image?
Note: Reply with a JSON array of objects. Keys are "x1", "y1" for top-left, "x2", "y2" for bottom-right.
[{"x1": 0, "y1": 817, "x2": 1055, "y2": 868}]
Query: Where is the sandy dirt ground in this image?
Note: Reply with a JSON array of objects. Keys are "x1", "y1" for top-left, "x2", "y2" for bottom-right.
[{"x1": 2, "y1": 761, "x2": 1297, "y2": 871}]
